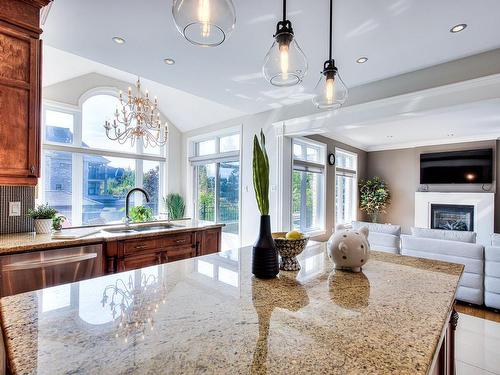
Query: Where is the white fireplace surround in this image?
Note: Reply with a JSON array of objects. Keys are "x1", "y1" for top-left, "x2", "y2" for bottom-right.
[{"x1": 415, "y1": 192, "x2": 495, "y2": 246}]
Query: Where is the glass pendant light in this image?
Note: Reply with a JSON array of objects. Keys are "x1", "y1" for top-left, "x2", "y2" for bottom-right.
[
  {"x1": 262, "y1": 0, "x2": 308, "y2": 86},
  {"x1": 172, "y1": 0, "x2": 236, "y2": 47},
  {"x1": 312, "y1": 0, "x2": 348, "y2": 110}
]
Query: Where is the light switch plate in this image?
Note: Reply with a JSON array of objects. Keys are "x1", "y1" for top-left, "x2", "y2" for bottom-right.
[{"x1": 9, "y1": 201, "x2": 21, "y2": 217}]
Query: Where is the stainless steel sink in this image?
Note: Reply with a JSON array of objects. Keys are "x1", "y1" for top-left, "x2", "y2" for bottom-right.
[{"x1": 102, "y1": 223, "x2": 180, "y2": 234}]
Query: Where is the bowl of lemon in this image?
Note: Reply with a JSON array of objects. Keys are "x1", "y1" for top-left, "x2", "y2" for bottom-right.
[{"x1": 272, "y1": 230, "x2": 310, "y2": 271}]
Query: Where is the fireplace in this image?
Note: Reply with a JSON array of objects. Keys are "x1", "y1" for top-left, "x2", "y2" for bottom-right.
[{"x1": 430, "y1": 204, "x2": 474, "y2": 232}]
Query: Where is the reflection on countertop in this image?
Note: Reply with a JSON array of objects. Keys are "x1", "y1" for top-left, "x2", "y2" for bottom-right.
[
  {"x1": 0, "y1": 220, "x2": 224, "y2": 255},
  {"x1": 0, "y1": 243, "x2": 463, "y2": 375}
]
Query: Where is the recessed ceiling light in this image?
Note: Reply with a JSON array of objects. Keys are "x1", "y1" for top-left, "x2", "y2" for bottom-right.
[
  {"x1": 450, "y1": 24, "x2": 467, "y2": 33},
  {"x1": 386, "y1": 135, "x2": 394, "y2": 139},
  {"x1": 164, "y1": 58, "x2": 175, "y2": 65},
  {"x1": 112, "y1": 36, "x2": 126, "y2": 44},
  {"x1": 356, "y1": 57, "x2": 368, "y2": 64}
]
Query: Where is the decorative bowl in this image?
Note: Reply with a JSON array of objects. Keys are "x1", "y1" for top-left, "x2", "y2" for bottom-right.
[{"x1": 272, "y1": 232, "x2": 310, "y2": 271}]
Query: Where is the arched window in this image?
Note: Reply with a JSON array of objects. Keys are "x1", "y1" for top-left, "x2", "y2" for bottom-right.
[{"x1": 41, "y1": 89, "x2": 166, "y2": 227}]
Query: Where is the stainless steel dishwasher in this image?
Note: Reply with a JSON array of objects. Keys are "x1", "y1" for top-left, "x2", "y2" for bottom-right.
[{"x1": 0, "y1": 244, "x2": 104, "y2": 297}]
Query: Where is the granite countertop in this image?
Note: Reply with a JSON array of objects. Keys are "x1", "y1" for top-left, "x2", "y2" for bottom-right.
[
  {"x1": 0, "y1": 220, "x2": 224, "y2": 255},
  {"x1": 0, "y1": 243, "x2": 463, "y2": 374}
]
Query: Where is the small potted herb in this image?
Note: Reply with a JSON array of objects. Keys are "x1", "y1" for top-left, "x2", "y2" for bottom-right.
[
  {"x1": 27, "y1": 203, "x2": 58, "y2": 234},
  {"x1": 164, "y1": 193, "x2": 185, "y2": 220},
  {"x1": 52, "y1": 214, "x2": 67, "y2": 232}
]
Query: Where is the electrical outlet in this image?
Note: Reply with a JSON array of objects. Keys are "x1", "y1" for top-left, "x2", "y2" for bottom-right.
[{"x1": 9, "y1": 202, "x2": 21, "y2": 217}]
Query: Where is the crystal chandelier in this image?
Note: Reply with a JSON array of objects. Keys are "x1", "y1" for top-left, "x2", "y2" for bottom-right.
[
  {"x1": 104, "y1": 78, "x2": 168, "y2": 148},
  {"x1": 101, "y1": 273, "x2": 167, "y2": 343}
]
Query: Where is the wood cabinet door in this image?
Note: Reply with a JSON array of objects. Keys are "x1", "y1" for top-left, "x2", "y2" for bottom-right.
[
  {"x1": 166, "y1": 245, "x2": 196, "y2": 263},
  {"x1": 119, "y1": 252, "x2": 163, "y2": 272},
  {"x1": 0, "y1": 25, "x2": 40, "y2": 185},
  {"x1": 199, "y1": 228, "x2": 222, "y2": 256}
]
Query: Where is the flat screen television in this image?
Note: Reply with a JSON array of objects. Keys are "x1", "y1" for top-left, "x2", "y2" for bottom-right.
[{"x1": 420, "y1": 148, "x2": 493, "y2": 184}]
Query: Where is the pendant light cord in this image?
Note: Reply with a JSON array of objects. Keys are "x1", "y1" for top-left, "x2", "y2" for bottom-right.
[
  {"x1": 329, "y1": 0, "x2": 333, "y2": 61},
  {"x1": 283, "y1": 0, "x2": 287, "y2": 21}
]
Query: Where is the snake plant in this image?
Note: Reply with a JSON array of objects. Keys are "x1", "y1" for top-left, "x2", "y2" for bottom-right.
[
  {"x1": 253, "y1": 129, "x2": 270, "y2": 216},
  {"x1": 164, "y1": 193, "x2": 186, "y2": 220}
]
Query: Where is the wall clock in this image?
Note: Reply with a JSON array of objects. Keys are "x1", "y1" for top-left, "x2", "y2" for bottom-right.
[{"x1": 328, "y1": 153, "x2": 335, "y2": 166}]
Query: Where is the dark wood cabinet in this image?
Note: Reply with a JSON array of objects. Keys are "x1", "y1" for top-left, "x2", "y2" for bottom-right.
[
  {"x1": 198, "y1": 228, "x2": 222, "y2": 256},
  {"x1": 0, "y1": 0, "x2": 50, "y2": 186},
  {"x1": 107, "y1": 228, "x2": 220, "y2": 273}
]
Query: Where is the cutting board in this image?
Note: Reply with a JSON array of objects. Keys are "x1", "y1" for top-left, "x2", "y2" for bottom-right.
[{"x1": 51, "y1": 227, "x2": 102, "y2": 239}]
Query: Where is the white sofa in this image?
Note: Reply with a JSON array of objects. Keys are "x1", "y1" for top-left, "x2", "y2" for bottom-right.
[
  {"x1": 352, "y1": 221, "x2": 401, "y2": 254},
  {"x1": 401, "y1": 227, "x2": 484, "y2": 305},
  {"x1": 485, "y1": 234, "x2": 500, "y2": 309}
]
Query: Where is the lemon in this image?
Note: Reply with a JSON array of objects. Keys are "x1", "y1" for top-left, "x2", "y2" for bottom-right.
[{"x1": 286, "y1": 230, "x2": 303, "y2": 240}]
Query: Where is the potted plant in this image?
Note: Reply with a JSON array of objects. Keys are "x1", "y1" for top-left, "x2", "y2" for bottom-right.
[
  {"x1": 52, "y1": 214, "x2": 67, "y2": 231},
  {"x1": 128, "y1": 205, "x2": 154, "y2": 223},
  {"x1": 164, "y1": 193, "x2": 185, "y2": 220},
  {"x1": 359, "y1": 177, "x2": 391, "y2": 223},
  {"x1": 27, "y1": 203, "x2": 58, "y2": 234},
  {"x1": 252, "y1": 130, "x2": 278, "y2": 279}
]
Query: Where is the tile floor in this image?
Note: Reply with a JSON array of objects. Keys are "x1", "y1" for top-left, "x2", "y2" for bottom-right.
[{"x1": 456, "y1": 310, "x2": 500, "y2": 375}]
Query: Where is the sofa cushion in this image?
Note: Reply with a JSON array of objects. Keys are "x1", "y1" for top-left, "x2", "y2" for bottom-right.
[
  {"x1": 401, "y1": 235, "x2": 484, "y2": 261},
  {"x1": 368, "y1": 232, "x2": 400, "y2": 250},
  {"x1": 492, "y1": 233, "x2": 500, "y2": 246},
  {"x1": 402, "y1": 249, "x2": 483, "y2": 275},
  {"x1": 485, "y1": 246, "x2": 500, "y2": 262},
  {"x1": 411, "y1": 227, "x2": 477, "y2": 244},
  {"x1": 485, "y1": 292, "x2": 500, "y2": 309},
  {"x1": 485, "y1": 276, "x2": 500, "y2": 293},
  {"x1": 457, "y1": 286, "x2": 484, "y2": 305},
  {"x1": 352, "y1": 221, "x2": 401, "y2": 236}
]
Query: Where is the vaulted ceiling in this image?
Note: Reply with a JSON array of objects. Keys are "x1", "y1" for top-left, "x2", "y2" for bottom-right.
[{"x1": 42, "y1": 0, "x2": 500, "y2": 137}]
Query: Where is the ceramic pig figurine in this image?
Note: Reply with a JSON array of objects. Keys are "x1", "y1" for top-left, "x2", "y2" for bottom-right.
[{"x1": 327, "y1": 224, "x2": 370, "y2": 272}]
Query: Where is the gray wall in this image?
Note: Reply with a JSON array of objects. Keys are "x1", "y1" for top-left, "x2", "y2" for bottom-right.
[
  {"x1": 306, "y1": 135, "x2": 367, "y2": 242},
  {"x1": 366, "y1": 140, "x2": 499, "y2": 234}
]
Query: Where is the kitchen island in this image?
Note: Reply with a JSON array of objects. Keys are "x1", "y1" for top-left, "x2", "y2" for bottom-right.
[{"x1": 0, "y1": 243, "x2": 463, "y2": 374}]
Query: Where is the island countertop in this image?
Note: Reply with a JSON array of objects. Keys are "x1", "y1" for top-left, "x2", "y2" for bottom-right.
[{"x1": 0, "y1": 243, "x2": 463, "y2": 374}]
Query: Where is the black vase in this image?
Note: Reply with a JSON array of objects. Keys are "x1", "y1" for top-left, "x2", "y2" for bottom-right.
[{"x1": 252, "y1": 215, "x2": 279, "y2": 279}]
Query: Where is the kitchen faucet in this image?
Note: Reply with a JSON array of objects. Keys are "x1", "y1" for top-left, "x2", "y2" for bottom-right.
[{"x1": 125, "y1": 188, "x2": 151, "y2": 226}]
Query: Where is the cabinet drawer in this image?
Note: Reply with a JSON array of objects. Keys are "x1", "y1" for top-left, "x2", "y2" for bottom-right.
[
  {"x1": 166, "y1": 245, "x2": 196, "y2": 263},
  {"x1": 158, "y1": 233, "x2": 194, "y2": 248},
  {"x1": 123, "y1": 238, "x2": 159, "y2": 256},
  {"x1": 121, "y1": 253, "x2": 162, "y2": 272}
]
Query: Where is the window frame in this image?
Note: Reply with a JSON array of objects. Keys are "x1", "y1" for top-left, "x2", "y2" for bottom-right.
[
  {"x1": 291, "y1": 137, "x2": 327, "y2": 237},
  {"x1": 188, "y1": 127, "x2": 242, "y2": 249},
  {"x1": 40, "y1": 88, "x2": 167, "y2": 227},
  {"x1": 334, "y1": 147, "x2": 358, "y2": 226}
]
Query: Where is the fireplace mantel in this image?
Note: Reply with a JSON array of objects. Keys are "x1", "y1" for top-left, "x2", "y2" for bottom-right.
[{"x1": 415, "y1": 192, "x2": 495, "y2": 246}]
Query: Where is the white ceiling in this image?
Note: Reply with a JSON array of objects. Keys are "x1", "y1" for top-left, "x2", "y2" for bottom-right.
[
  {"x1": 42, "y1": 46, "x2": 244, "y2": 132},
  {"x1": 42, "y1": 0, "x2": 500, "y2": 112},
  {"x1": 327, "y1": 100, "x2": 500, "y2": 151}
]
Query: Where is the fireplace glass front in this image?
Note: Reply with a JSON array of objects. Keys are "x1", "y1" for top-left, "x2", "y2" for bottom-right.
[{"x1": 430, "y1": 204, "x2": 474, "y2": 232}]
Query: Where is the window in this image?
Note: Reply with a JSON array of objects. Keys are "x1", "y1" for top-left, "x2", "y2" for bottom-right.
[
  {"x1": 40, "y1": 92, "x2": 166, "y2": 227},
  {"x1": 292, "y1": 138, "x2": 326, "y2": 234},
  {"x1": 190, "y1": 131, "x2": 240, "y2": 250},
  {"x1": 335, "y1": 148, "x2": 358, "y2": 225}
]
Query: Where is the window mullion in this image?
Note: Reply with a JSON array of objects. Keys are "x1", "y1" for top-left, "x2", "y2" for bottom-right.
[{"x1": 72, "y1": 153, "x2": 83, "y2": 226}]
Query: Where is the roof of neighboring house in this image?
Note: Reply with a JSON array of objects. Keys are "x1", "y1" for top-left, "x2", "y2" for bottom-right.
[{"x1": 45, "y1": 190, "x2": 102, "y2": 207}]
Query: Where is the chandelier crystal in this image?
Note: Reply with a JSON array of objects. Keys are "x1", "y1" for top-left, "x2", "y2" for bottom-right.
[{"x1": 104, "y1": 78, "x2": 168, "y2": 148}]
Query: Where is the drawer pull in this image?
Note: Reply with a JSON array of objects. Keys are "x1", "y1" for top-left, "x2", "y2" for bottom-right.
[
  {"x1": 135, "y1": 245, "x2": 148, "y2": 249},
  {"x1": 175, "y1": 239, "x2": 186, "y2": 244}
]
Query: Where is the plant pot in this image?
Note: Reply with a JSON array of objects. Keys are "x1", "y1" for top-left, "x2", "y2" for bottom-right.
[
  {"x1": 33, "y1": 219, "x2": 53, "y2": 234},
  {"x1": 252, "y1": 215, "x2": 279, "y2": 279}
]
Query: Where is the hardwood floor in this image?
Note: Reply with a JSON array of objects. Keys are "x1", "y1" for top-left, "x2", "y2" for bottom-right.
[{"x1": 456, "y1": 302, "x2": 500, "y2": 323}]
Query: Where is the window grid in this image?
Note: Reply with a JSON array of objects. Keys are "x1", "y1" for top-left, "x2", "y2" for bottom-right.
[
  {"x1": 40, "y1": 94, "x2": 166, "y2": 227},
  {"x1": 335, "y1": 148, "x2": 358, "y2": 226}
]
